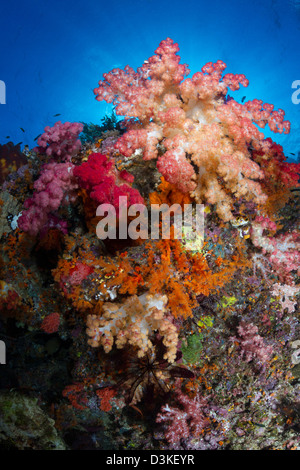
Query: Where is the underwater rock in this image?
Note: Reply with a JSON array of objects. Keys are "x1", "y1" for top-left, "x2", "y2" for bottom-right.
[{"x1": 0, "y1": 391, "x2": 66, "y2": 450}]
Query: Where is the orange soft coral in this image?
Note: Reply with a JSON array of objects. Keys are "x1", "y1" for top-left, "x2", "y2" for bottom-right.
[{"x1": 86, "y1": 293, "x2": 178, "y2": 363}]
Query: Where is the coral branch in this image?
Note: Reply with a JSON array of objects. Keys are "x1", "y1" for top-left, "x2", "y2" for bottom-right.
[
  {"x1": 94, "y1": 38, "x2": 292, "y2": 221},
  {"x1": 86, "y1": 293, "x2": 179, "y2": 363},
  {"x1": 18, "y1": 162, "x2": 78, "y2": 236},
  {"x1": 34, "y1": 121, "x2": 83, "y2": 162}
]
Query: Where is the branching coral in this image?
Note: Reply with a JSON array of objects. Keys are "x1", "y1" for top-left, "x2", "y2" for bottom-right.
[
  {"x1": 53, "y1": 228, "x2": 249, "y2": 328},
  {"x1": 252, "y1": 138, "x2": 300, "y2": 212},
  {"x1": 86, "y1": 293, "x2": 179, "y2": 363},
  {"x1": 230, "y1": 320, "x2": 273, "y2": 366},
  {"x1": 94, "y1": 37, "x2": 294, "y2": 221},
  {"x1": 18, "y1": 162, "x2": 78, "y2": 236},
  {"x1": 251, "y1": 215, "x2": 300, "y2": 283},
  {"x1": 73, "y1": 152, "x2": 144, "y2": 215},
  {"x1": 135, "y1": 239, "x2": 249, "y2": 319},
  {"x1": 271, "y1": 283, "x2": 299, "y2": 315},
  {"x1": 156, "y1": 382, "x2": 211, "y2": 446},
  {"x1": 34, "y1": 121, "x2": 83, "y2": 162}
]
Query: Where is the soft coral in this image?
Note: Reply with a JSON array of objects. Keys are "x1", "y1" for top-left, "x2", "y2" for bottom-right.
[{"x1": 73, "y1": 152, "x2": 144, "y2": 215}]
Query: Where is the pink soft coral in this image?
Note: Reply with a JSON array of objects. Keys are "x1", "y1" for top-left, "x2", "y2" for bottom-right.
[
  {"x1": 94, "y1": 38, "x2": 291, "y2": 221},
  {"x1": 41, "y1": 312, "x2": 61, "y2": 334},
  {"x1": 252, "y1": 138, "x2": 300, "y2": 190},
  {"x1": 231, "y1": 320, "x2": 273, "y2": 366},
  {"x1": 251, "y1": 216, "x2": 300, "y2": 283},
  {"x1": 34, "y1": 121, "x2": 83, "y2": 162},
  {"x1": 18, "y1": 162, "x2": 78, "y2": 236},
  {"x1": 156, "y1": 384, "x2": 210, "y2": 446}
]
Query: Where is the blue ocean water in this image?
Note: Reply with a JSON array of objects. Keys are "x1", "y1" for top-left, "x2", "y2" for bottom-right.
[{"x1": 0, "y1": 0, "x2": 300, "y2": 161}]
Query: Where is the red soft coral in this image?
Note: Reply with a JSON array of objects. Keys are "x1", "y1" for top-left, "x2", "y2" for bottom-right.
[
  {"x1": 41, "y1": 312, "x2": 60, "y2": 334},
  {"x1": 74, "y1": 153, "x2": 144, "y2": 215}
]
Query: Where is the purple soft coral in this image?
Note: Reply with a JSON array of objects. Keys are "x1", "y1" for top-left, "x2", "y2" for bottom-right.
[
  {"x1": 231, "y1": 320, "x2": 273, "y2": 366},
  {"x1": 18, "y1": 162, "x2": 78, "y2": 236},
  {"x1": 34, "y1": 121, "x2": 83, "y2": 162}
]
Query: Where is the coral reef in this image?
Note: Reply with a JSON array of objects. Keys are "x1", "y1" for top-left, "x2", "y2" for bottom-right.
[{"x1": 0, "y1": 38, "x2": 299, "y2": 451}]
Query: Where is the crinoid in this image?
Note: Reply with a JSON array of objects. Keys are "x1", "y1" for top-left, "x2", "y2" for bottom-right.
[{"x1": 115, "y1": 338, "x2": 194, "y2": 407}]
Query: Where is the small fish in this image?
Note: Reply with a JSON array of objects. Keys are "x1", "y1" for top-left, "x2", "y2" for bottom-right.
[
  {"x1": 20, "y1": 127, "x2": 25, "y2": 132},
  {"x1": 231, "y1": 217, "x2": 249, "y2": 227},
  {"x1": 290, "y1": 152, "x2": 296, "y2": 156},
  {"x1": 241, "y1": 96, "x2": 246, "y2": 103},
  {"x1": 53, "y1": 113, "x2": 61, "y2": 117},
  {"x1": 34, "y1": 134, "x2": 41, "y2": 141},
  {"x1": 16, "y1": 142, "x2": 23, "y2": 146},
  {"x1": 6, "y1": 136, "x2": 10, "y2": 139}
]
